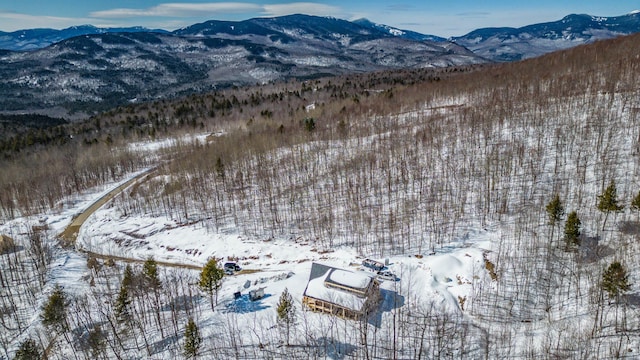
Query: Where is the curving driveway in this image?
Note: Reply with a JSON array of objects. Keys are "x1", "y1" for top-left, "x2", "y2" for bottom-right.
[
  {"x1": 58, "y1": 169, "x2": 155, "y2": 246},
  {"x1": 56, "y1": 167, "x2": 256, "y2": 273}
]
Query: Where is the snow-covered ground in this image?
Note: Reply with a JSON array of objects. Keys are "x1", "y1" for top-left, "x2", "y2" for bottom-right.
[
  {"x1": 0, "y1": 134, "x2": 496, "y2": 359},
  {"x1": 3, "y1": 74, "x2": 640, "y2": 358},
  {"x1": 77, "y1": 195, "x2": 494, "y2": 303}
]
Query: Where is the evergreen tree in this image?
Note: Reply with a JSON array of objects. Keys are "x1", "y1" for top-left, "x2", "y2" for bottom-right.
[
  {"x1": 13, "y1": 338, "x2": 41, "y2": 360},
  {"x1": 215, "y1": 157, "x2": 225, "y2": 180},
  {"x1": 41, "y1": 284, "x2": 68, "y2": 332},
  {"x1": 114, "y1": 265, "x2": 134, "y2": 323},
  {"x1": 87, "y1": 325, "x2": 107, "y2": 359},
  {"x1": 545, "y1": 194, "x2": 565, "y2": 241},
  {"x1": 597, "y1": 180, "x2": 624, "y2": 231},
  {"x1": 303, "y1": 117, "x2": 316, "y2": 132},
  {"x1": 564, "y1": 211, "x2": 581, "y2": 249},
  {"x1": 114, "y1": 284, "x2": 131, "y2": 323},
  {"x1": 199, "y1": 258, "x2": 224, "y2": 310},
  {"x1": 183, "y1": 317, "x2": 202, "y2": 358},
  {"x1": 142, "y1": 256, "x2": 161, "y2": 290},
  {"x1": 630, "y1": 190, "x2": 640, "y2": 213},
  {"x1": 122, "y1": 264, "x2": 134, "y2": 288},
  {"x1": 602, "y1": 261, "x2": 631, "y2": 301},
  {"x1": 276, "y1": 288, "x2": 296, "y2": 346},
  {"x1": 337, "y1": 119, "x2": 348, "y2": 137},
  {"x1": 143, "y1": 256, "x2": 164, "y2": 337},
  {"x1": 546, "y1": 194, "x2": 565, "y2": 226}
]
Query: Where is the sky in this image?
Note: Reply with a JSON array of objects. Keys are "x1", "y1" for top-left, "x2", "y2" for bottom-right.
[{"x1": 0, "y1": 1, "x2": 638, "y2": 37}]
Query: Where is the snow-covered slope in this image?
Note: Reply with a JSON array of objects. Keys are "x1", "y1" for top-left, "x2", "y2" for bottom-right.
[
  {"x1": 352, "y1": 18, "x2": 446, "y2": 42},
  {"x1": 0, "y1": 15, "x2": 486, "y2": 116},
  {"x1": 453, "y1": 12, "x2": 640, "y2": 61},
  {"x1": 0, "y1": 25, "x2": 167, "y2": 51}
]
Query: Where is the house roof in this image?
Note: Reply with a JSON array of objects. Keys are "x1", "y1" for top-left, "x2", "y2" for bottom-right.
[
  {"x1": 326, "y1": 268, "x2": 373, "y2": 291},
  {"x1": 303, "y1": 263, "x2": 375, "y2": 312},
  {"x1": 307, "y1": 262, "x2": 333, "y2": 282}
]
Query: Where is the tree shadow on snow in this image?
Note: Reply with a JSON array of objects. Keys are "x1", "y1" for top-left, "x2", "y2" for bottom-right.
[
  {"x1": 367, "y1": 288, "x2": 405, "y2": 328},
  {"x1": 1, "y1": 245, "x2": 25, "y2": 255},
  {"x1": 149, "y1": 334, "x2": 180, "y2": 355},
  {"x1": 624, "y1": 293, "x2": 640, "y2": 307},
  {"x1": 311, "y1": 336, "x2": 358, "y2": 360},
  {"x1": 162, "y1": 294, "x2": 203, "y2": 312},
  {"x1": 222, "y1": 293, "x2": 272, "y2": 314},
  {"x1": 578, "y1": 235, "x2": 614, "y2": 263},
  {"x1": 618, "y1": 220, "x2": 640, "y2": 236}
]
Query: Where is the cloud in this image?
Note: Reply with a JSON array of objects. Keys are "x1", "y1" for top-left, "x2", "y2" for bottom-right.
[
  {"x1": 385, "y1": 4, "x2": 416, "y2": 12},
  {"x1": 262, "y1": 3, "x2": 342, "y2": 17},
  {"x1": 456, "y1": 12, "x2": 491, "y2": 18},
  {"x1": 0, "y1": 2, "x2": 345, "y2": 31},
  {"x1": 90, "y1": 2, "x2": 262, "y2": 18},
  {"x1": 90, "y1": 2, "x2": 341, "y2": 19},
  {"x1": 0, "y1": 11, "x2": 92, "y2": 30}
]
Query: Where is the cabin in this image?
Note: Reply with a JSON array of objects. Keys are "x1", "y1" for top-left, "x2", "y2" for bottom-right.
[
  {"x1": 0, "y1": 235, "x2": 15, "y2": 254},
  {"x1": 302, "y1": 263, "x2": 380, "y2": 320}
]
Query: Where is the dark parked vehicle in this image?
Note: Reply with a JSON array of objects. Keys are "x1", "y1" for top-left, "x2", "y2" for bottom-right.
[
  {"x1": 224, "y1": 262, "x2": 242, "y2": 272},
  {"x1": 376, "y1": 270, "x2": 397, "y2": 281}
]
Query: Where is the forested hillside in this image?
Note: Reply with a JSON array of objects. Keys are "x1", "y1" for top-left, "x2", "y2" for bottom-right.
[{"x1": 2, "y1": 33, "x2": 640, "y2": 358}]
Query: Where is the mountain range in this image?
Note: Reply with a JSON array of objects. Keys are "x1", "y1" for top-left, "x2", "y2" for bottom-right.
[
  {"x1": 0, "y1": 25, "x2": 168, "y2": 52},
  {"x1": 0, "y1": 15, "x2": 482, "y2": 117},
  {"x1": 1, "y1": 12, "x2": 639, "y2": 117},
  {"x1": 3, "y1": 12, "x2": 639, "y2": 60},
  {"x1": 451, "y1": 12, "x2": 640, "y2": 61}
]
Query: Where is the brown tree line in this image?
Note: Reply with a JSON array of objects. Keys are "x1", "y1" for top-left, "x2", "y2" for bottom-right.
[{"x1": 0, "y1": 65, "x2": 455, "y2": 221}]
